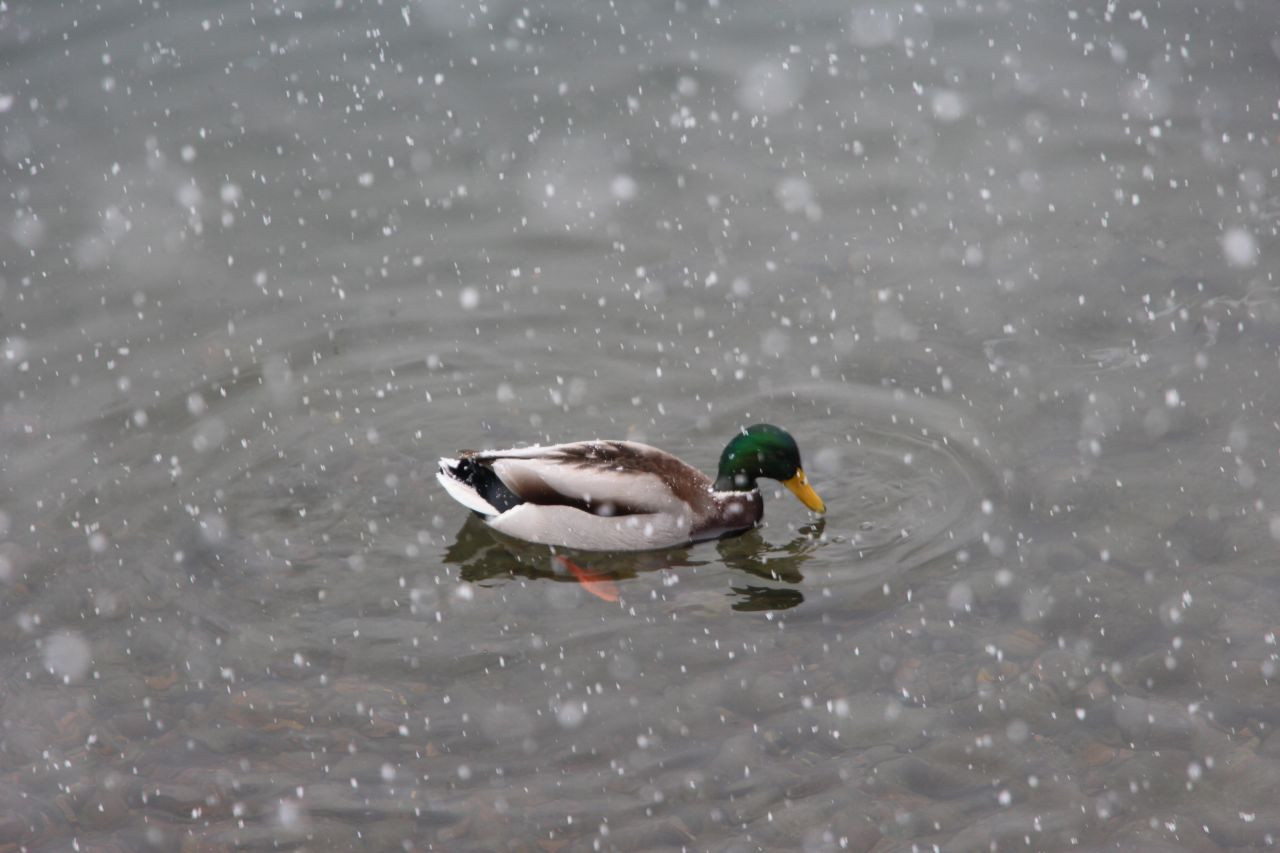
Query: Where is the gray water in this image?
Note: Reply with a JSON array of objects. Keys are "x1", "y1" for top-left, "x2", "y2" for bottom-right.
[{"x1": 3, "y1": 0, "x2": 1279, "y2": 849}]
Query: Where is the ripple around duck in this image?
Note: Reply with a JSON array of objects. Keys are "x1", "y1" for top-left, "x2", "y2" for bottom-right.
[
  {"x1": 426, "y1": 379, "x2": 1004, "y2": 611},
  {"x1": 724, "y1": 381, "x2": 1004, "y2": 580}
]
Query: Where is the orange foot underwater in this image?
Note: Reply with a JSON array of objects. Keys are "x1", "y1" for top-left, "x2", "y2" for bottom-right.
[{"x1": 554, "y1": 555, "x2": 620, "y2": 602}]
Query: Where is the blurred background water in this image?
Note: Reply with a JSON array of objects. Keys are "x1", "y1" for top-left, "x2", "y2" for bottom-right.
[{"x1": 2, "y1": 0, "x2": 1279, "y2": 849}]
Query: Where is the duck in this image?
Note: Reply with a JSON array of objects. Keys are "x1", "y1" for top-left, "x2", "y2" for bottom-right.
[{"x1": 436, "y1": 423, "x2": 825, "y2": 551}]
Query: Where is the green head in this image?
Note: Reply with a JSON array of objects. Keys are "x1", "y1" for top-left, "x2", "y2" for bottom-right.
[{"x1": 714, "y1": 424, "x2": 826, "y2": 513}]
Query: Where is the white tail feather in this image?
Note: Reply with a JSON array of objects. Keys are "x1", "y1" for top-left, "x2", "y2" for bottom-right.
[{"x1": 436, "y1": 462, "x2": 501, "y2": 516}]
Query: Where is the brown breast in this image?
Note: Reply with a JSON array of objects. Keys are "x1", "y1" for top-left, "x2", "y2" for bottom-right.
[{"x1": 690, "y1": 491, "x2": 763, "y2": 542}]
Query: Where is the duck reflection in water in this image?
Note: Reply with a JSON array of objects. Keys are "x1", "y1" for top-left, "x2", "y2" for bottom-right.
[{"x1": 443, "y1": 515, "x2": 826, "y2": 612}]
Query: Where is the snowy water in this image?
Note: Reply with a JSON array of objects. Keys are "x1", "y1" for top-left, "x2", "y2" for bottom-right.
[{"x1": 3, "y1": 0, "x2": 1279, "y2": 849}]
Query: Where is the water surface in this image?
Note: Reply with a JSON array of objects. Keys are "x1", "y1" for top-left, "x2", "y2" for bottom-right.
[{"x1": 3, "y1": 0, "x2": 1280, "y2": 849}]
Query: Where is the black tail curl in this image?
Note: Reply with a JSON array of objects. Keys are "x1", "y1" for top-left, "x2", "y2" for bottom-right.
[{"x1": 448, "y1": 458, "x2": 524, "y2": 514}]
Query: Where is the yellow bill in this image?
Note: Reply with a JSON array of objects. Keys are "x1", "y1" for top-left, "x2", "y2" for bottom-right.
[{"x1": 782, "y1": 469, "x2": 826, "y2": 514}]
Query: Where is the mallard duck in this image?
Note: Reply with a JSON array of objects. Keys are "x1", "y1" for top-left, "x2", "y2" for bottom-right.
[{"x1": 436, "y1": 424, "x2": 825, "y2": 551}]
